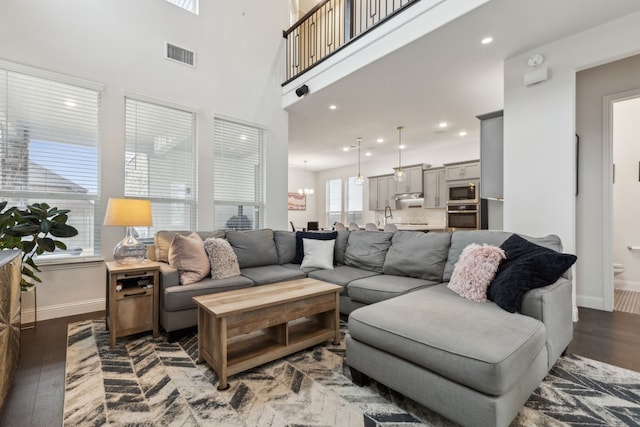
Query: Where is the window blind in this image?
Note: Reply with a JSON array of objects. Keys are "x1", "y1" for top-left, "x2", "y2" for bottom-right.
[
  {"x1": 326, "y1": 178, "x2": 342, "y2": 226},
  {"x1": 165, "y1": 0, "x2": 198, "y2": 14},
  {"x1": 345, "y1": 176, "x2": 363, "y2": 224},
  {"x1": 213, "y1": 117, "x2": 265, "y2": 231},
  {"x1": 124, "y1": 98, "x2": 197, "y2": 238},
  {"x1": 0, "y1": 69, "x2": 101, "y2": 258}
]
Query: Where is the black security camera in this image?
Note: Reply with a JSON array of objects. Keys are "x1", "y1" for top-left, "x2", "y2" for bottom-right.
[{"x1": 295, "y1": 84, "x2": 309, "y2": 97}]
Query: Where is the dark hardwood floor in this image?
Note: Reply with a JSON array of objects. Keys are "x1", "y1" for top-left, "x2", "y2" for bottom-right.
[{"x1": 1, "y1": 307, "x2": 640, "y2": 426}]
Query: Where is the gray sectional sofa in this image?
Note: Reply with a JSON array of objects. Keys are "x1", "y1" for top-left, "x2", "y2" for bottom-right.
[{"x1": 149, "y1": 228, "x2": 573, "y2": 427}]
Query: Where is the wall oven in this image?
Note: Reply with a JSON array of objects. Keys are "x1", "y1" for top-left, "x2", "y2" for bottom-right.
[
  {"x1": 446, "y1": 203, "x2": 479, "y2": 231},
  {"x1": 447, "y1": 180, "x2": 479, "y2": 204}
]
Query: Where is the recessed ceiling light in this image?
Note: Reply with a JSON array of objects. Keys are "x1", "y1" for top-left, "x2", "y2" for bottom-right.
[
  {"x1": 438, "y1": 122, "x2": 448, "y2": 128},
  {"x1": 399, "y1": 144, "x2": 406, "y2": 150},
  {"x1": 481, "y1": 36, "x2": 493, "y2": 45},
  {"x1": 376, "y1": 138, "x2": 384, "y2": 143},
  {"x1": 329, "y1": 105, "x2": 337, "y2": 110},
  {"x1": 365, "y1": 152, "x2": 372, "y2": 157},
  {"x1": 342, "y1": 147, "x2": 349, "y2": 152},
  {"x1": 458, "y1": 131, "x2": 467, "y2": 137}
]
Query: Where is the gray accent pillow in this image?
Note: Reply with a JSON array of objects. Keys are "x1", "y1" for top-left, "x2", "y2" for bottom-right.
[
  {"x1": 226, "y1": 229, "x2": 278, "y2": 268},
  {"x1": 203, "y1": 238, "x2": 241, "y2": 279},
  {"x1": 344, "y1": 231, "x2": 393, "y2": 273},
  {"x1": 383, "y1": 231, "x2": 452, "y2": 281},
  {"x1": 274, "y1": 230, "x2": 297, "y2": 265}
]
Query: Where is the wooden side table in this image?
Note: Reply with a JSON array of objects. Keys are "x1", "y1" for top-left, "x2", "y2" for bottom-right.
[{"x1": 105, "y1": 261, "x2": 160, "y2": 349}]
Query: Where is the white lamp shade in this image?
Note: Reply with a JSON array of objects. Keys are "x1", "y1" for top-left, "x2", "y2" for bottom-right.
[{"x1": 104, "y1": 198, "x2": 153, "y2": 227}]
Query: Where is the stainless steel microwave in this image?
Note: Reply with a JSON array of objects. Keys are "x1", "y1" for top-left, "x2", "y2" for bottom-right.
[{"x1": 447, "y1": 180, "x2": 479, "y2": 204}]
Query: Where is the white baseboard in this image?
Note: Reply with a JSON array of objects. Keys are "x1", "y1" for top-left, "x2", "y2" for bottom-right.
[
  {"x1": 21, "y1": 298, "x2": 105, "y2": 324},
  {"x1": 614, "y1": 279, "x2": 640, "y2": 292},
  {"x1": 576, "y1": 295, "x2": 605, "y2": 311}
]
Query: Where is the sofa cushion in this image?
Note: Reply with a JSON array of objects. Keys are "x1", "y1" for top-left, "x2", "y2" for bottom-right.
[
  {"x1": 168, "y1": 232, "x2": 210, "y2": 285},
  {"x1": 281, "y1": 263, "x2": 319, "y2": 274},
  {"x1": 240, "y1": 265, "x2": 306, "y2": 285},
  {"x1": 488, "y1": 234, "x2": 577, "y2": 313},
  {"x1": 300, "y1": 238, "x2": 335, "y2": 270},
  {"x1": 155, "y1": 230, "x2": 225, "y2": 263},
  {"x1": 293, "y1": 231, "x2": 338, "y2": 264},
  {"x1": 344, "y1": 231, "x2": 393, "y2": 273},
  {"x1": 203, "y1": 238, "x2": 241, "y2": 280},
  {"x1": 348, "y1": 284, "x2": 546, "y2": 396},
  {"x1": 347, "y1": 274, "x2": 438, "y2": 305},
  {"x1": 308, "y1": 265, "x2": 379, "y2": 287},
  {"x1": 226, "y1": 229, "x2": 278, "y2": 268},
  {"x1": 448, "y1": 243, "x2": 505, "y2": 302},
  {"x1": 274, "y1": 230, "x2": 297, "y2": 264},
  {"x1": 334, "y1": 230, "x2": 350, "y2": 265},
  {"x1": 163, "y1": 275, "x2": 254, "y2": 311},
  {"x1": 382, "y1": 231, "x2": 451, "y2": 281}
]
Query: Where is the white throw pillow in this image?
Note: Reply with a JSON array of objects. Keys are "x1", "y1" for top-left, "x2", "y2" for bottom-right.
[{"x1": 300, "y1": 238, "x2": 335, "y2": 270}]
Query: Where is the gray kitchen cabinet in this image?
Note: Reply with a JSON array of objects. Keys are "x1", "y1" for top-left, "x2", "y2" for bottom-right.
[
  {"x1": 393, "y1": 165, "x2": 424, "y2": 194},
  {"x1": 368, "y1": 177, "x2": 379, "y2": 211},
  {"x1": 477, "y1": 110, "x2": 503, "y2": 199},
  {"x1": 368, "y1": 175, "x2": 397, "y2": 210},
  {"x1": 422, "y1": 167, "x2": 446, "y2": 208},
  {"x1": 445, "y1": 161, "x2": 480, "y2": 181}
]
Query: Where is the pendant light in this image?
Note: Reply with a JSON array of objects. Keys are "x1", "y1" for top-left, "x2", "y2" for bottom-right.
[
  {"x1": 298, "y1": 160, "x2": 314, "y2": 195},
  {"x1": 393, "y1": 126, "x2": 406, "y2": 182},
  {"x1": 355, "y1": 137, "x2": 364, "y2": 186}
]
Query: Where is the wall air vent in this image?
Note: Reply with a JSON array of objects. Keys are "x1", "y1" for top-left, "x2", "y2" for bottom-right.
[{"x1": 165, "y1": 42, "x2": 196, "y2": 67}]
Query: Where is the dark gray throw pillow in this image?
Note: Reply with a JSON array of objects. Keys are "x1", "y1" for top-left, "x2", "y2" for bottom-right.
[
  {"x1": 488, "y1": 234, "x2": 577, "y2": 313},
  {"x1": 293, "y1": 231, "x2": 338, "y2": 264}
]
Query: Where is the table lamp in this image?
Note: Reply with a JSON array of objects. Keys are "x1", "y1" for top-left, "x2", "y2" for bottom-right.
[{"x1": 104, "y1": 198, "x2": 153, "y2": 264}]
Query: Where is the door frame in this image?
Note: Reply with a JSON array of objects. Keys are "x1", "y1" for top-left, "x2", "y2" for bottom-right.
[{"x1": 602, "y1": 88, "x2": 640, "y2": 311}]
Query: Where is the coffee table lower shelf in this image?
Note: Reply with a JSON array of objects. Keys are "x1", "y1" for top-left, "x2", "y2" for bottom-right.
[
  {"x1": 198, "y1": 318, "x2": 337, "y2": 389},
  {"x1": 193, "y1": 279, "x2": 342, "y2": 390}
]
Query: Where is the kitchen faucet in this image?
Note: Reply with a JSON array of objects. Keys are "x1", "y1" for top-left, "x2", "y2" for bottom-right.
[{"x1": 384, "y1": 205, "x2": 393, "y2": 225}]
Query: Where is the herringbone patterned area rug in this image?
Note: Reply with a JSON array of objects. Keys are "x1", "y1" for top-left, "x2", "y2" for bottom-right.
[{"x1": 63, "y1": 319, "x2": 640, "y2": 426}]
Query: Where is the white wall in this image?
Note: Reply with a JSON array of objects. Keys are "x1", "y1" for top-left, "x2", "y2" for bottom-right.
[
  {"x1": 312, "y1": 137, "x2": 479, "y2": 228},
  {"x1": 503, "y1": 11, "x2": 640, "y2": 319},
  {"x1": 613, "y1": 96, "x2": 640, "y2": 292},
  {"x1": 0, "y1": 0, "x2": 289, "y2": 321}
]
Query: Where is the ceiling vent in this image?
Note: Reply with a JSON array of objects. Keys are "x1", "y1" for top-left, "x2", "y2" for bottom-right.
[{"x1": 165, "y1": 42, "x2": 196, "y2": 67}]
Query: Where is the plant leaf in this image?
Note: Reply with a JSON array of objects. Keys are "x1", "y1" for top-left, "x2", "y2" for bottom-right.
[
  {"x1": 37, "y1": 237, "x2": 56, "y2": 252},
  {"x1": 54, "y1": 240, "x2": 68, "y2": 250},
  {"x1": 50, "y1": 223, "x2": 79, "y2": 238}
]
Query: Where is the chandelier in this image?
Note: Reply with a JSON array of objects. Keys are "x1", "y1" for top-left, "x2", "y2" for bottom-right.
[
  {"x1": 298, "y1": 160, "x2": 314, "y2": 195},
  {"x1": 393, "y1": 126, "x2": 406, "y2": 182},
  {"x1": 355, "y1": 137, "x2": 364, "y2": 186}
]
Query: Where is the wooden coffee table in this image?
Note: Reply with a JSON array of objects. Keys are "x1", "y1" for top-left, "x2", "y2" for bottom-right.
[{"x1": 192, "y1": 278, "x2": 342, "y2": 390}]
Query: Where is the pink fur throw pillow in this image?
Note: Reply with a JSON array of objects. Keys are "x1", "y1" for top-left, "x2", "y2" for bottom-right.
[
  {"x1": 203, "y1": 238, "x2": 241, "y2": 280},
  {"x1": 448, "y1": 243, "x2": 506, "y2": 302},
  {"x1": 168, "y1": 232, "x2": 210, "y2": 285}
]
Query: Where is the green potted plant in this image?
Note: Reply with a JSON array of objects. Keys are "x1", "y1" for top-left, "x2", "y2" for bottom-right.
[{"x1": 0, "y1": 201, "x2": 79, "y2": 291}]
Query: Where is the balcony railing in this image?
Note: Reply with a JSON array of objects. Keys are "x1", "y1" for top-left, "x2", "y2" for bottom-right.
[{"x1": 283, "y1": 0, "x2": 420, "y2": 85}]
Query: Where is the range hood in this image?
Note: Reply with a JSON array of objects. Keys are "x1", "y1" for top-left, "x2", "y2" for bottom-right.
[{"x1": 392, "y1": 192, "x2": 423, "y2": 200}]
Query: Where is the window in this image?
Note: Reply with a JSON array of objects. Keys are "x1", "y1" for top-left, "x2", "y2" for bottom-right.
[
  {"x1": 326, "y1": 178, "x2": 342, "y2": 226},
  {"x1": 213, "y1": 117, "x2": 265, "y2": 231},
  {"x1": 345, "y1": 177, "x2": 363, "y2": 224},
  {"x1": 325, "y1": 177, "x2": 363, "y2": 226},
  {"x1": 124, "y1": 98, "x2": 197, "y2": 239},
  {"x1": 0, "y1": 68, "x2": 101, "y2": 259},
  {"x1": 165, "y1": 0, "x2": 198, "y2": 14}
]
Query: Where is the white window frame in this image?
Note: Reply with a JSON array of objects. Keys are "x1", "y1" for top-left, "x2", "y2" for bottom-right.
[
  {"x1": 124, "y1": 95, "x2": 198, "y2": 240},
  {"x1": 325, "y1": 176, "x2": 363, "y2": 226},
  {"x1": 0, "y1": 61, "x2": 103, "y2": 263},
  {"x1": 213, "y1": 115, "x2": 266, "y2": 231}
]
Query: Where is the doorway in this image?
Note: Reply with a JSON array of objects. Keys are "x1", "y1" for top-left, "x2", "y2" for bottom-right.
[{"x1": 606, "y1": 91, "x2": 640, "y2": 315}]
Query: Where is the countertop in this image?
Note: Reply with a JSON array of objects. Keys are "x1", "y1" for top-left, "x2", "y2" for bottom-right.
[{"x1": 379, "y1": 223, "x2": 446, "y2": 231}]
